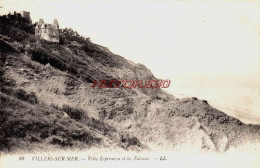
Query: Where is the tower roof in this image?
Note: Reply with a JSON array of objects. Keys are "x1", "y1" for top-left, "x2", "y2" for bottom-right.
[
  {"x1": 39, "y1": 19, "x2": 44, "y2": 24},
  {"x1": 53, "y1": 19, "x2": 59, "y2": 26}
]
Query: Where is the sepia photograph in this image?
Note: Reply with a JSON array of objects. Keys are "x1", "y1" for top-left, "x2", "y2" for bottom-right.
[{"x1": 0, "y1": 0, "x2": 260, "y2": 168}]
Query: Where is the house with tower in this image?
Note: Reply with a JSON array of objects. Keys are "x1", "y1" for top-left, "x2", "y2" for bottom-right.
[{"x1": 35, "y1": 19, "x2": 59, "y2": 43}]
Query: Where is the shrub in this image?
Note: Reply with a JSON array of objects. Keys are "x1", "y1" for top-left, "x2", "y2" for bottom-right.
[
  {"x1": 120, "y1": 133, "x2": 142, "y2": 148},
  {"x1": 192, "y1": 97, "x2": 198, "y2": 100},
  {"x1": 85, "y1": 117, "x2": 115, "y2": 136},
  {"x1": 50, "y1": 103, "x2": 59, "y2": 109},
  {"x1": 0, "y1": 24, "x2": 30, "y2": 42},
  {"x1": 0, "y1": 13, "x2": 35, "y2": 35},
  {"x1": 61, "y1": 104, "x2": 87, "y2": 120},
  {"x1": 14, "y1": 89, "x2": 38, "y2": 104},
  {"x1": 61, "y1": 105, "x2": 116, "y2": 136},
  {"x1": 124, "y1": 107, "x2": 134, "y2": 115},
  {"x1": 29, "y1": 48, "x2": 77, "y2": 74}
]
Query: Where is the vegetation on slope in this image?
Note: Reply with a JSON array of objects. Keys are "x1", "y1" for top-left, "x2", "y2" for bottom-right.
[{"x1": 0, "y1": 16, "x2": 144, "y2": 151}]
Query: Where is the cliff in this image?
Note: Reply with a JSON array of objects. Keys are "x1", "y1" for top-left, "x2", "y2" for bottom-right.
[{"x1": 0, "y1": 18, "x2": 260, "y2": 153}]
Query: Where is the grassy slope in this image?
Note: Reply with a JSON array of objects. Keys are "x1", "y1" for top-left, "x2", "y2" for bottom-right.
[
  {"x1": 0, "y1": 37, "x2": 143, "y2": 152},
  {"x1": 0, "y1": 23, "x2": 260, "y2": 153}
]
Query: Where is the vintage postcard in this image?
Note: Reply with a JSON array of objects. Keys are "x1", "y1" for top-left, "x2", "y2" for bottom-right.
[{"x1": 0, "y1": 0, "x2": 259, "y2": 168}]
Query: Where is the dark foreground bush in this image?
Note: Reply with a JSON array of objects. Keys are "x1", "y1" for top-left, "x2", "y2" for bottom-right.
[
  {"x1": 61, "y1": 104, "x2": 87, "y2": 120},
  {"x1": 14, "y1": 89, "x2": 38, "y2": 104},
  {"x1": 85, "y1": 117, "x2": 117, "y2": 136},
  {"x1": 120, "y1": 133, "x2": 142, "y2": 149},
  {"x1": 52, "y1": 104, "x2": 116, "y2": 137},
  {"x1": 0, "y1": 94, "x2": 101, "y2": 151},
  {"x1": 29, "y1": 48, "x2": 77, "y2": 74},
  {"x1": 1, "y1": 87, "x2": 38, "y2": 104}
]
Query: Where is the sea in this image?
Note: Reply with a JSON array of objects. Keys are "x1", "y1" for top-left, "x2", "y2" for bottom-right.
[{"x1": 166, "y1": 73, "x2": 260, "y2": 124}]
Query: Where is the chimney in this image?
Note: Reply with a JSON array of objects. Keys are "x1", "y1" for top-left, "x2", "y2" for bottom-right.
[
  {"x1": 39, "y1": 19, "x2": 44, "y2": 25},
  {"x1": 53, "y1": 19, "x2": 59, "y2": 27}
]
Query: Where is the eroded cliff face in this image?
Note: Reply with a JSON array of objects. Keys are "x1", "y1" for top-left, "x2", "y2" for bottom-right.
[{"x1": 0, "y1": 23, "x2": 260, "y2": 153}]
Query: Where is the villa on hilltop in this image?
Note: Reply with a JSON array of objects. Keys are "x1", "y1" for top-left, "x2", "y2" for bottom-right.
[
  {"x1": 8, "y1": 11, "x2": 60, "y2": 43},
  {"x1": 35, "y1": 19, "x2": 59, "y2": 43}
]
